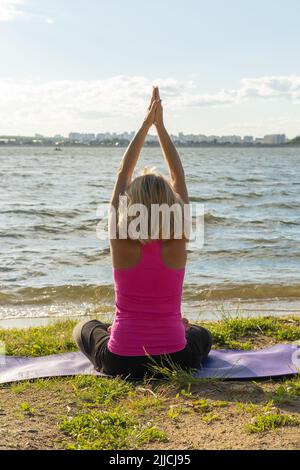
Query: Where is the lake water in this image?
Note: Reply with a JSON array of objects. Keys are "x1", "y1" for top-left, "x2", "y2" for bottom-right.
[{"x1": 1, "y1": 146, "x2": 300, "y2": 327}]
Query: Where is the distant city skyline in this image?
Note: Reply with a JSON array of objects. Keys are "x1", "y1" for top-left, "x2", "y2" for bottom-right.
[
  {"x1": 0, "y1": 130, "x2": 295, "y2": 141},
  {"x1": 0, "y1": 131, "x2": 292, "y2": 146},
  {"x1": 1, "y1": 1, "x2": 300, "y2": 137}
]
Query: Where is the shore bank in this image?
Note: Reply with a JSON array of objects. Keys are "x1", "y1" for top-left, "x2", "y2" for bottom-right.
[
  {"x1": 0, "y1": 315, "x2": 299, "y2": 450},
  {"x1": 1, "y1": 298, "x2": 300, "y2": 330}
]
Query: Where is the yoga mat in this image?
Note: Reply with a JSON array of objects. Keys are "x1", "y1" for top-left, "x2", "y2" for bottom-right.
[{"x1": 0, "y1": 344, "x2": 299, "y2": 384}]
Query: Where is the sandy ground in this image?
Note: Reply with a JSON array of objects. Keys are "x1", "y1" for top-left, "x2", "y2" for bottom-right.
[{"x1": 0, "y1": 378, "x2": 299, "y2": 450}]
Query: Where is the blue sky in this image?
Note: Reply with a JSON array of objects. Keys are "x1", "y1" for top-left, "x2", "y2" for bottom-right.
[{"x1": 0, "y1": 0, "x2": 300, "y2": 137}]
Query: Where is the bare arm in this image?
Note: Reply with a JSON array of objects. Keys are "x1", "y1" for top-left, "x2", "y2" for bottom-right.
[
  {"x1": 110, "y1": 89, "x2": 159, "y2": 209},
  {"x1": 156, "y1": 123, "x2": 189, "y2": 204},
  {"x1": 110, "y1": 122, "x2": 149, "y2": 208},
  {"x1": 154, "y1": 88, "x2": 189, "y2": 204}
]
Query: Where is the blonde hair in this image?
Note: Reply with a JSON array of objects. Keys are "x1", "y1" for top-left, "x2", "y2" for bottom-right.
[{"x1": 118, "y1": 167, "x2": 184, "y2": 242}]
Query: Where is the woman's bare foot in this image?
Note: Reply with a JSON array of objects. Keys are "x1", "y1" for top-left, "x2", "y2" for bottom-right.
[{"x1": 182, "y1": 317, "x2": 191, "y2": 331}]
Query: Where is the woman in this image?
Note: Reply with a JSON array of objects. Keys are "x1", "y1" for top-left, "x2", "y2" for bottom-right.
[{"x1": 73, "y1": 86, "x2": 212, "y2": 379}]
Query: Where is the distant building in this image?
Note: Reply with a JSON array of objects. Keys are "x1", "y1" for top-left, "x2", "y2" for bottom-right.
[
  {"x1": 196, "y1": 134, "x2": 208, "y2": 143},
  {"x1": 218, "y1": 135, "x2": 242, "y2": 144},
  {"x1": 96, "y1": 133, "x2": 112, "y2": 141},
  {"x1": 69, "y1": 132, "x2": 96, "y2": 143},
  {"x1": 177, "y1": 132, "x2": 188, "y2": 144},
  {"x1": 243, "y1": 136, "x2": 254, "y2": 144},
  {"x1": 207, "y1": 135, "x2": 218, "y2": 143},
  {"x1": 119, "y1": 132, "x2": 134, "y2": 140},
  {"x1": 1, "y1": 130, "x2": 292, "y2": 147},
  {"x1": 69, "y1": 132, "x2": 81, "y2": 142},
  {"x1": 263, "y1": 134, "x2": 286, "y2": 145},
  {"x1": 145, "y1": 134, "x2": 157, "y2": 143}
]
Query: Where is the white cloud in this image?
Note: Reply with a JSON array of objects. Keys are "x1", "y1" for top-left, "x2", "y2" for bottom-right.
[
  {"x1": 0, "y1": 75, "x2": 299, "y2": 135},
  {"x1": 239, "y1": 76, "x2": 300, "y2": 103},
  {"x1": 0, "y1": 0, "x2": 26, "y2": 21},
  {"x1": 0, "y1": 0, "x2": 55, "y2": 24},
  {"x1": 173, "y1": 75, "x2": 300, "y2": 108},
  {"x1": 0, "y1": 76, "x2": 193, "y2": 134}
]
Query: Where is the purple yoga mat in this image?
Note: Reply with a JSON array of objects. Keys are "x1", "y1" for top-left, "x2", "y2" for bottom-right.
[{"x1": 0, "y1": 344, "x2": 299, "y2": 384}]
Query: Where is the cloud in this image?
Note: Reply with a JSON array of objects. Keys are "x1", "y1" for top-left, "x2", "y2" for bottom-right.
[
  {"x1": 0, "y1": 0, "x2": 55, "y2": 24},
  {"x1": 0, "y1": 0, "x2": 26, "y2": 21},
  {"x1": 0, "y1": 75, "x2": 299, "y2": 135},
  {"x1": 0, "y1": 76, "x2": 200, "y2": 134},
  {"x1": 239, "y1": 76, "x2": 300, "y2": 103},
  {"x1": 171, "y1": 75, "x2": 300, "y2": 108}
]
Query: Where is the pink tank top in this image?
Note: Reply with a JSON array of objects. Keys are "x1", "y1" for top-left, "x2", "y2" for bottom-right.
[{"x1": 107, "y1": 240, "x2": 187, "y2": 356}]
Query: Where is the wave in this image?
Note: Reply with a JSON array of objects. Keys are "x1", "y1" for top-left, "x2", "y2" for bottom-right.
[
  {"x1": 183, "y1": 283, "x2": 300, "y2": 302},
  {"x1": 189, "y1": 195, "x2": 233, "y2": 202},
  {"x1": 246, "y1": 202, "x2": 300, "y2": 210},
  {"x1": 1, "y1": 283, "x2": 300, "y2": 307},
  {"x1": 24, "y1": 222, "x2": 97, "y2": 235},
  {"x1": 1, "y1": 208, "x2": 83, "y2": 218},
  {"x1": 203, "y1": 212, "x2": 267, "y2": 226},
  {"x1": 220, "y1": 176, "x2": 264, "y2": 183},
  {"x1": 231, "y1": 191, "x2": 264, "y2": 198},
  {"x1": 204, "y1": 212, "x2": 227, "y2": 224},
  {"x1": 0, "y1": 232, "x2": 26, "y2": 239},
  {"x1": 0, "y1": 285, "x2": 115, "y2": 306}
]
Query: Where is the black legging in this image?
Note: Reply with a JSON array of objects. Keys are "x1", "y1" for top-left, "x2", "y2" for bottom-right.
[{"x1": 73, "y1": 319, "x2": 213, "y2": 379}]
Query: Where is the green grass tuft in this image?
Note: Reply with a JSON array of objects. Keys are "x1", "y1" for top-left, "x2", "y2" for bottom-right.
[
  {"x1": 206, "y1": 316, "x2": 300, "y2": 349},
  {"x1": 0, "y1": 320, "x2": 78, "y2": 356},
  {"x1": 267, "y1": 376, "x2": 300, "y2": 404},
  {"x1": 202, "y1": 412, "x2": 219, "y2": 424},
  {"x1": 60, "y1": 408, "x2": 167, "y2": 450},
  {"x1": 61, "y1": 410, "x2": 135, "y2": 450},
  {"x1": 137, "y1": 427, "x2": 168, "y2": 443},
  {"x1": 71, "y1": 375, "x2": 133, "y2": 406},
  {"x1": 246, "y1": 412, "x2": 298, "y2": 433},
  {"x1": 20, "y1": 402, "x2": 36, "y2": 416}
]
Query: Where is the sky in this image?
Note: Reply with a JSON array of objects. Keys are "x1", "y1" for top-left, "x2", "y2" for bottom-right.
[{"x1": 0, "y1": 0, "x2": 300, "y2": 137}]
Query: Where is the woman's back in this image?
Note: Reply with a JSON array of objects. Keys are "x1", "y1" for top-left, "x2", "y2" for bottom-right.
[{"x1": 107, "y1": 239, "x2": 187, "y2": 356}]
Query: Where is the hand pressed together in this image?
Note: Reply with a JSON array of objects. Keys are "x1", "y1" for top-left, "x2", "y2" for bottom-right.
[
  {"x1": 143, "y1": 86, "x2": 164, "y2": 129},
  {"x1": 143, "y1": 86, "x2": 160, "y2": 128}
]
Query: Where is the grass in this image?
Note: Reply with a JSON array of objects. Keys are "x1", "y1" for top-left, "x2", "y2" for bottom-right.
[
  {"x1": 0, "y1": 315, "x2": 300, "y2": 450},
  {"x1": 0, "y1": 320, "x2": 77, "y2": 356},
  {"x1": 202, "y1": 412, "x2": 220, "y2": 424},
  {"x1": 1, "y1": 314, "x2": 299, "y2": 358},
  {"x1": 246, "y1": 412, "x2": 298, "y2": 433},
  {"x1": 20, "y1": 402, "x2": 36, "y2": 417},
  {"x1": 71, "y1": 375, "x2": 133, "y2": 406},
  {"x1": 60, "y1": 409, "x2": 135, "y2": 450},
  {"x1": 267, "y1": 376, "x2": 300, "y2": 404},
  {"x1": 207, "y1": 315, "x2": 300, "y2": 350},
  {"x1": 60, "y1": 408, "x2": 168, "y2": 450}
]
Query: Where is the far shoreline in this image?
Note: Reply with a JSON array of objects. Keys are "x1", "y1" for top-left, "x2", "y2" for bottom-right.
[{"x1": 1, "y1": 143, "x2": 300, "y2": 149}]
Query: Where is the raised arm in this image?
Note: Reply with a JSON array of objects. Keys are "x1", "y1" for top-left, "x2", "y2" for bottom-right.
[
  {"x1": 154, "y1": 87, "x2": 189, "y2": 204},
  {"x1": 110, "y1": 88, "x2": 159, "y2": 209}
]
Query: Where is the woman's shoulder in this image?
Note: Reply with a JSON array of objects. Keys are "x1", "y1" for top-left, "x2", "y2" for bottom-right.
[
  {"x1": 161, "y1": 238, "x2": 187, "y2": 269},
  {"x1": 110, "y1": 238, "x2": 187, "y2": 270},
  {"x1": 110, "y1": 239, "x2": 141, "y2": 269}
]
